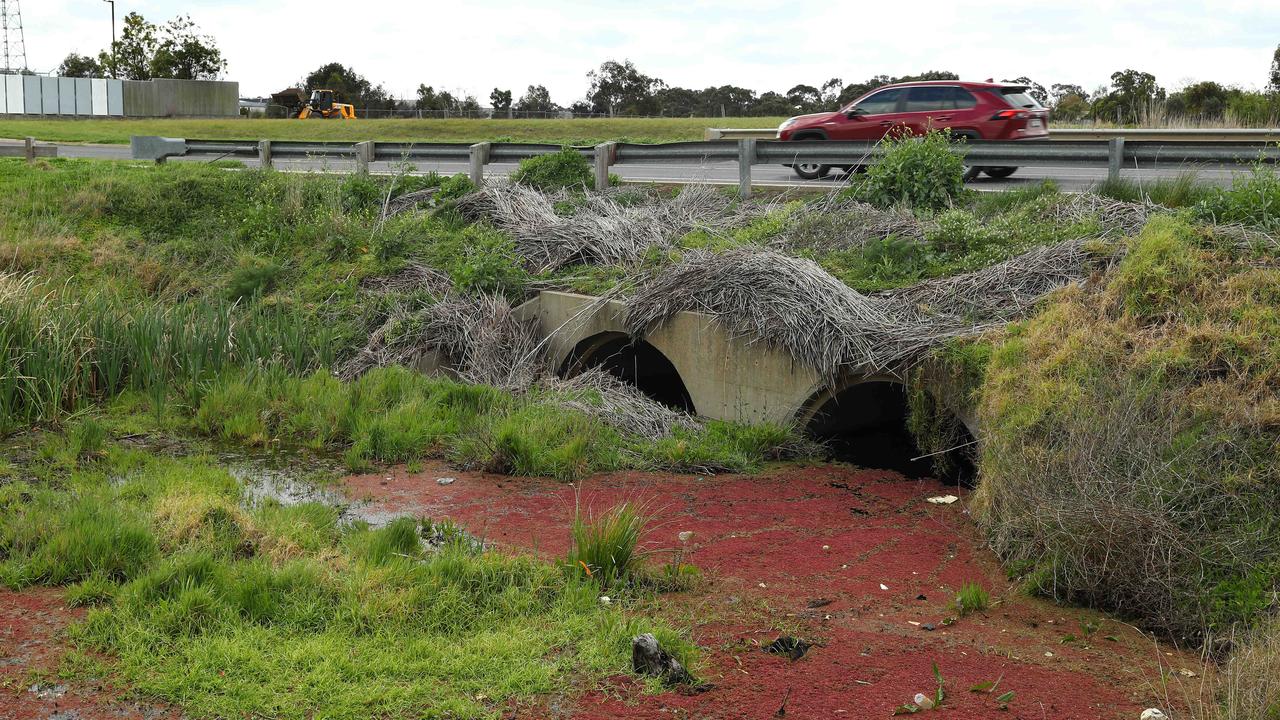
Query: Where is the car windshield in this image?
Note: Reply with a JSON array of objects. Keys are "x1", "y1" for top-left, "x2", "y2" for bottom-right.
[{"x1": 1000, "y1": 88, "x2": 1042, "y2": 109}]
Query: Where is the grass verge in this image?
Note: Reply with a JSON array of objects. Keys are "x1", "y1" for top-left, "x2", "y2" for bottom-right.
[{"x1": 0, "y1": 443, "x2": 694, "y2": 719}]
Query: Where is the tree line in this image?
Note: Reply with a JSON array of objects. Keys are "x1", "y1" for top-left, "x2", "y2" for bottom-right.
[{"x1": 52, "y1": 15, "x2": 1280, "y2": 125}]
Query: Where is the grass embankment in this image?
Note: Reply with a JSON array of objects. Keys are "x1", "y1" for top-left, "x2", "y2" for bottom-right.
[
  {"x1": 0, "y1": 437, "x2": 691, "y2": 718},
  {"x1": 0, "y1": 116, "x2": 787, "y2": 145},
  {"x1": 0, "y1": 157, "x2": 793, "y2": 476}
]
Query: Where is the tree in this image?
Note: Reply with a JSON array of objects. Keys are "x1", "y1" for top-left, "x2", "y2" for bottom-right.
[
  {"x1": 786, "y1": 84, "x2": 823, "y2": 113},
  {"x1": 303, "y1": 63, "x2": 391, "y2": 110},
  {"x1": 752, "y1": 91, "x2": 794, "y2": 116},
  {"x1": 586, "y1": 60, "x2": 663, "y2": 116},
  {"x1": 1003, "y1": 76, "x2": 1048, "y2": 105},
  {"x1": 1050, "y1": 83, "x2": 1089, "y2": 106},
  {"x1": 515, "y1": 85, "x2": 556, "y2": 114},
  {"x1": 1168, "y1": 81, "x2": 1233, "y2": 119},
  {"x1": 1052, "y1": 94, "x2": 1091, "y2": 122},
  {"x1": 489, "y1": 88, "x2": 512, "y2": 115},
  {"x1": 1269, "y1": 44, "x2": 1280, "y2": 94},
  {"x1": 98, "y1": 13, "x2": 225, "y2": 80},
  {"x1": 414, "y1": 85, "x2": 479, "y2": 115},
  {"x1": 57, "y1": 53, "x2": 102, "y2": 78},
  {"x1": 1093, "y1": 69, "x2": 1165, "y2": 124}
]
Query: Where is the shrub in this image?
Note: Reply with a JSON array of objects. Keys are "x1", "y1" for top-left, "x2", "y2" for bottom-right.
[
  {"x1": 853, "y1": 130, "x2": 966, "y2": 211},
  {"x1": 973, "y1": 217, "x2": 1280, "y2": 637},
  {"x1": 511, "y1": 148, "x2": 593, "y2": 192}
]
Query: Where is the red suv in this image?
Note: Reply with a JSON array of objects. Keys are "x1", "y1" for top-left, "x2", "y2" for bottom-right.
[{"x1": 776, "y1": 80, "x2": 1049, "y2": 180}]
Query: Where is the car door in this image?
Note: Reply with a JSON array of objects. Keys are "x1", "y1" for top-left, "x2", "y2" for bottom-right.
[
  {"x1": 831, "y1": 87, "x2": 906, "y2": 140},
  {"x1": 901, "y1": 86, "x2": 958, "y2": 135}
]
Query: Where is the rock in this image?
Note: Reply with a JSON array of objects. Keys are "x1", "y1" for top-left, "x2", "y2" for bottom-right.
[
  {"x1": 678, "y1": 531, "x2": 694, "y2": 542},
  {"x1": 806, "y1": 598, "x2": 833, "y2": 609},
  {"x1": 926, "y1": 495, "x2": 959, "y2": 505},
  {"x1": 1140, "y1": 710, "x2": 1167, "y2": 720},
  {"x1": 915, "y1": 693, "x2": 936, "y2": 710},
  {"x1": 436, "y1": 477, "x2": 456, "y2": 485},
  {"x1": 632, "y1": 633, "x2": 693, "y2": 685},
  {"x1": 599, "y1": 595, "x2": 612, "y2": 606},
  {"x1": 763, "y1": 636, "x2": 812, "y2": 661}
]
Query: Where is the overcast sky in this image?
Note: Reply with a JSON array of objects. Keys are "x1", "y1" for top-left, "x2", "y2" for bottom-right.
[{"x1": 21, "y1": 0, "x2": 1280, "y2": 101}]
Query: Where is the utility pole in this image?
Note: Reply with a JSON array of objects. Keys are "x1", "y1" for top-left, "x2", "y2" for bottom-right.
[
  {"x1": 102, "y1": 0, "x2": 115, "y2": 77},
  {"x1": 0, "y1": 0, "x2": 29, "y2": 74}
]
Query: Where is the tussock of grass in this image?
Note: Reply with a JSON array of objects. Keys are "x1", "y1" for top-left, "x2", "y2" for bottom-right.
[
  {"x1": 956, "y1": 581, "x2": 990, "y2": 616},
  {"x1": 0, "y1": 446, "x2": 692, "y2": 718},
  {"x1": 569, "y1": 503, "x2": 647, "y2": 589}
]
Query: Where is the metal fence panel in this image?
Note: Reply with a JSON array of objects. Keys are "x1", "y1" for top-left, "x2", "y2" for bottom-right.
[
  {"x1": 107, "y1": 79, "x2": 123, "y2": 116},
  {"x1": 23, "y1": 75, "x2": 40, "y2": 114},
  {"x1": 74, "y1": 78, "x2": 92, "y2": 115},
  {"x1": 40, "y1": 77, "x2": 57, "y2": 114},
  {"x1": 58, "y1": 77, "x2": 76, "y2": 115},
  {"x1": 91, "y1": 78, "x2": 107, "y2": 116},
  {"x1": 0, "y1": 75, "x2": 7, "y2": 114}
]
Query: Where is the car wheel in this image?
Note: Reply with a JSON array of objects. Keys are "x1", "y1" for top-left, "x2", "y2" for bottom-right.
[
  {"x1": 984, "y1": 167, "x2": 1018, "y2": 179},
  {"x1": 962, "y1": 166, "x2": 982, "y2": 182},
  {"x1": 793, "y1": 162, "x2": 831, "y2": 180}
]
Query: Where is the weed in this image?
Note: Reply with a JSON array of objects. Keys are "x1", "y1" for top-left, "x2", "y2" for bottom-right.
[
  {"x1": 511, "y1": 148, "x2": 593, "y2": 192},
  {"x1": 852, "y1": 130, "x2": 967, "y2": 211},
  {"x1": 1194, "y1": 160, "x2": 1280, "y2": 229}
]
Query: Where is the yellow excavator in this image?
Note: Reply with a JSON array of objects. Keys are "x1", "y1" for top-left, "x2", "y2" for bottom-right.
[{"x1": 271, "y1": 88, "x2": 356, "y2": 119}]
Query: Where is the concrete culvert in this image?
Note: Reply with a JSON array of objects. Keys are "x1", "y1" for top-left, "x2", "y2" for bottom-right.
[
  {"x1": 559, "y1": 332, "x2": 695, "y2": 413},
  {"x1": 803, "y1": 380, "x2": 976, "y2": 484}
]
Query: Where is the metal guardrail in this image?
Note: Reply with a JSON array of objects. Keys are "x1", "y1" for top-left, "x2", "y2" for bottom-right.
[
  {"x1": 130, "y1": 135, "x2": 1279, "y2": 199},
  {"x1": 0, "y1": 137, "x2": 58, "y2": 162},
  {"x1": 706, "y1": 126, "x2": 1280, "y2": 142}
]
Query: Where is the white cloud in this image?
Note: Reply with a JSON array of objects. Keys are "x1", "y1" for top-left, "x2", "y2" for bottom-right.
[{"x1": 21, "y1": 0, "x2": 1280, "y2": 102}]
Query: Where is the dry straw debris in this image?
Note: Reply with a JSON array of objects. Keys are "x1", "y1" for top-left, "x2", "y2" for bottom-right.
[
  {"x1": 454, "y1": 183, "x2": 761, "y2": 273},
  {"x1": 623, "y1": 241, "x2": 1108, "y2": 380}
]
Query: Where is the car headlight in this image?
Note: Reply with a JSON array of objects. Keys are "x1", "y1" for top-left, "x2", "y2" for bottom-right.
[{"x1": 778, "y1": 117, "x2": 799, "y2": 130}]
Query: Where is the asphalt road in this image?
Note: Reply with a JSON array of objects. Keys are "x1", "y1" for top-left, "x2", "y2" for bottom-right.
[{"x1": 11, "y1": 140, "x2": 1255, "y2": 192}]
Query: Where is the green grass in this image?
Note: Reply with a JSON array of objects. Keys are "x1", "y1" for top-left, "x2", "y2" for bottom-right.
[
  {"x1": 1, "y1": 443, "x2": 694, "y2": 719},
  {"x1": 188, "y1": 366, "x2": 793, "y2": 479},
  {"x1": 0, "y1": 116, "x2": 787, "y2": 146},
  {"x1": 956, "y1": 582, "x2": 991, "y2": 616}
]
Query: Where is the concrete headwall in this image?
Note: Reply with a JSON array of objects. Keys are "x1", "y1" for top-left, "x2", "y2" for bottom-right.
[
  {"x1": 0, "y1": 74, "x2": 236, "y2": 117},
  {"x1": 528, "y1": 291, "x2": 825, "y2": 425},
  {"x1": 515, "y1": 290, "x2": 982, "y2": 439}
]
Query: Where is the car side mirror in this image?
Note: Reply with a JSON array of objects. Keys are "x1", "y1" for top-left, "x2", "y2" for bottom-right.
[{"x1": 845, "y1": 111, "x2": 864, "y2": 120}]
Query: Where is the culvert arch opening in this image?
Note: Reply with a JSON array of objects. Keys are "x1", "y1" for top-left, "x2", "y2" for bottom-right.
[
  {"x1": 802, "y1": 380, "x2": 976, "y2": 484},
  {"x1": 559, "y1": 332, "x2": 695, "y2": 413}
]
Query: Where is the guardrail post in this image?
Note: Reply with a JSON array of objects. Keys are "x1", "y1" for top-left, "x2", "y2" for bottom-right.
[
  {"x1": 354, "y1": 141, "x2": 374, "y2": 174},
  {"x1": 593, "y1": 142, "x2": 616, "y2": 191},
  {"x1": 737, "y1": 139, "x2": 756, "y2": 199},
  {"x1": 24, "y1": 137, "x2": 35, "y2": 164},
  {"x1": 1107, "y1": 137, "x2": 1125, "y2": 183},
  {"x1": 469, "y1": 142, "x2": 490, "y2": 185},
  {"x1": 258, "y1": 140, "x2": 273, "y2": 170}
]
